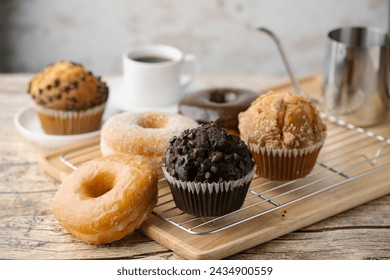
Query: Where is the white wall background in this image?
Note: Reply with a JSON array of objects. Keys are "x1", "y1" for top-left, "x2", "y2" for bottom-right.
[{"x1": 0, "y1": 0, "x2": 387, "y2": 77}]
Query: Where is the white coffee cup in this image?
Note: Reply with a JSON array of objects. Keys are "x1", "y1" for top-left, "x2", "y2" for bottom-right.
[{"x1": 122, "y1": 44, "x2": 199, "y2": 111}]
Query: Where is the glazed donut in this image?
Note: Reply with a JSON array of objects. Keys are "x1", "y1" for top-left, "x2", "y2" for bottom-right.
[
  {"x1": 178, "y1": 87, "x2": 258, "y2": 134},
  {"x1": 53, "y1": 155, "x2": 158, "y2": 244},
  {"x1": 100, "y1": 111, "x2": 198, "y2": 169}
]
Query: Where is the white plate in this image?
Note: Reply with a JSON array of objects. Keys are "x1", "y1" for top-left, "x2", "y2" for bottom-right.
[{"x1": 14, "y1": 106, "x2": 102, "y2": 149}]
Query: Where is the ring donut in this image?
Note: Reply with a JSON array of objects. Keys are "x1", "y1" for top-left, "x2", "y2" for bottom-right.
[
  {"x1": 100, "y1": 111, "x2": 198, "y2": 168},
  {"x1": 179, "y1": 87, "x2": 258, "y2": 134},
  {"x1": 53, "y1": 155, "x2": 158, "y2": 244}
]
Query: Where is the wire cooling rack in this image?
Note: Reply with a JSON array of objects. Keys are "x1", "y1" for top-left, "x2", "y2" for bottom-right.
[{"x1": 59, "y1": 113, "x2": 390, "y2": 235}]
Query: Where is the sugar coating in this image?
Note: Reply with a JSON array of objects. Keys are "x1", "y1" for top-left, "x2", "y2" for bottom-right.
[
  {"x1": 100, "y1": 111, "x2": 198, "y2": 164},
  {"x1": 238, "y1": 91, "x2": 327, "y2": 149}
]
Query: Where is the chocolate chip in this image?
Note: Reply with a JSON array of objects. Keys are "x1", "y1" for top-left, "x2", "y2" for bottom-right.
[
  {"x1": 187, "y1": 140, "x2": 195, "y2": 148},
  {"x1": 46, "y1": 84, "x2": 52, "y2": 90},
  {"x1": 62, "y1": 86, "x2": 70, "y2": 93},
  {"x1": 67, "y1": 96, "x2": 78, "y2": 103},
  {"x1": 211, "y1": 155, "x2": 220, "y2": 163},
  {"x1": 85, "y1": 100, "x2": 92, "y2": 109},
  {"x1": 169, "y1": 136, "x2": 177, "y2": 144},
  {"x1": 38, "y1": 88, "x2": 43, "y2": 94},
  {"x1": 47, "y1": 96, "x2": 53, "y2": 102},
  {"x1": 53, "y1": 79, "x2": 60, "y2": 87},
  {"x1": 178, "y1": 157, "x2": 185, "y2": 165},
  {"x1": 66, "y1": 105, "x2": 74, "y2": 111},
  {"x1": 79, "y1": 75, "x2": 86, "y2": 81},
  {"x1": 87, "y1": 71, "x2": 93, "y2": 76},
  {"x1": 55, "y1": 93, "x2": 61, "y2": 100},
  {"x1": 71, "y1": 80, "x2": 78, "y2": 89}
]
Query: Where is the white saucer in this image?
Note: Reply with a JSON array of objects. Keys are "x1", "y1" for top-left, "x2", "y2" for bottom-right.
[{"x1": 14, "y1": 106, "x2": 102, "y2": 149}]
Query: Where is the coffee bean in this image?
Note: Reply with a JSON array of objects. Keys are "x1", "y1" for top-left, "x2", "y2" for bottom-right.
[{"x1": 187, "y1": 132, "x2": 195, "y2": 140}]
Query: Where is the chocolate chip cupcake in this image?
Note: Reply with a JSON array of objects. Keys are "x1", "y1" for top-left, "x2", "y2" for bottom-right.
[
  {"x1": 162, "y1": 123, "x2": 255, "y2": 217},
  {"x1": 27, "y1": 61, "x2": 109, "y2": 135},
  {"x1": 238, "y1": 91, "x2": 327, "y2": 180}
]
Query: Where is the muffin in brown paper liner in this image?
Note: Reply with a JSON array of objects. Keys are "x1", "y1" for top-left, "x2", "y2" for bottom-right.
[
  {"x1": 36, "y1": 102, "x2": 106, "y2": 135},
  {"x1": 162, "y1": 165, "x2": 256, "y2": 217},
  {"x1": 28, "y1": 61, "x2": 109, "y2": 135},
  {"x1": 249, "y1": 140, "x2": 324, "y2": 181},
  {"x1": 239, "y1": 91, "x2": 327, "y2": 181}
]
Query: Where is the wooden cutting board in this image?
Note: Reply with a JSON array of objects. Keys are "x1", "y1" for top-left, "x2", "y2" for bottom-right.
[{"x1": 40, "y1": 75, "x2": 390, "y2": 259}]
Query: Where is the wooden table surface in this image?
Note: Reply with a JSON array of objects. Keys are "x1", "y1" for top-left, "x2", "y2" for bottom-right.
[{"x1": 1, "y1": 73, "x2": 390, "y2": 260}]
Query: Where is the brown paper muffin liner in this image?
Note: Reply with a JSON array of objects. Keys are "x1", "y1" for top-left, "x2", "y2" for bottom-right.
[
  {"x1": 248, "y1": 140, "x2": 325, "y2": 181},
  {"x1": 162, "y1": 165, "x2": 256, "y2": 217},
  {"x1": 35, "y1": 103, "x2": 106, "y2": 135}
]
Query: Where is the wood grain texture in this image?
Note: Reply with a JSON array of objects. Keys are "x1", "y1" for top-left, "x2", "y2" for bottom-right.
[{"x1": 1, "y1": 74, "x2": 390, "y2": 260}]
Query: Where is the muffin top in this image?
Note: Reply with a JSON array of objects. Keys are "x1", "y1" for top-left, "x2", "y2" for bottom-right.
[
  {"x1": 28, "y1": 61, "x2": 109, "y2": 111},
  {"x1": 164, "y1": 123, "x2": 254, "y2": 183},
  {"x1": 238, "y1": 91, "x2": 326, "y2": 149}
]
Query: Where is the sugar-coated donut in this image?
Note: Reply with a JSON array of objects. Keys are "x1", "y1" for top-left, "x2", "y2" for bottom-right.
[
  {"x1": 53, "y1": 155, "x2": 158, "y2": 244},
  {"x1": 178, "y1": 87, "x2": 258, "y2": 134},
  {"x1": 100, "y1": 112, "x2": 198, "y2": 169}
]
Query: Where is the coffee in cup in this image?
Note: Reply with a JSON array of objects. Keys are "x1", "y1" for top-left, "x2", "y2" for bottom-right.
[{"x1": 121, "y1": 44, "x2": 200, "y2": 111}]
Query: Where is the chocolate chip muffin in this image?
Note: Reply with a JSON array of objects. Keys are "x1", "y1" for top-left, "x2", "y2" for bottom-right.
[
  {"x1": 238, "y1": 91, "x2": 327, "y2": 180},
  {"x1": 162, "y1": 123, "x2": 255, "y2": 217},
  {"x1": 28, "y1": 61, "x2": 109, "y2": 135}
]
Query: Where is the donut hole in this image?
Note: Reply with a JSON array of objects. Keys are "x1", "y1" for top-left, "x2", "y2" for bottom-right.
[
  {"x1": 209, "y1": 91, "x2": 238, "y2": 103},
  {"x1": 138, "y1": 114, "x2": 168, "y2": 128},
  {"x1": 81, "y1": 171, "x2": 115, "y2": 198}
]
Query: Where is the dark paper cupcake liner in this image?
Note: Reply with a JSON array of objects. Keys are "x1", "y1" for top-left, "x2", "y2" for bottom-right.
[{"x1": 162, "y1": 166, "x2": 256, "y2": 217}]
